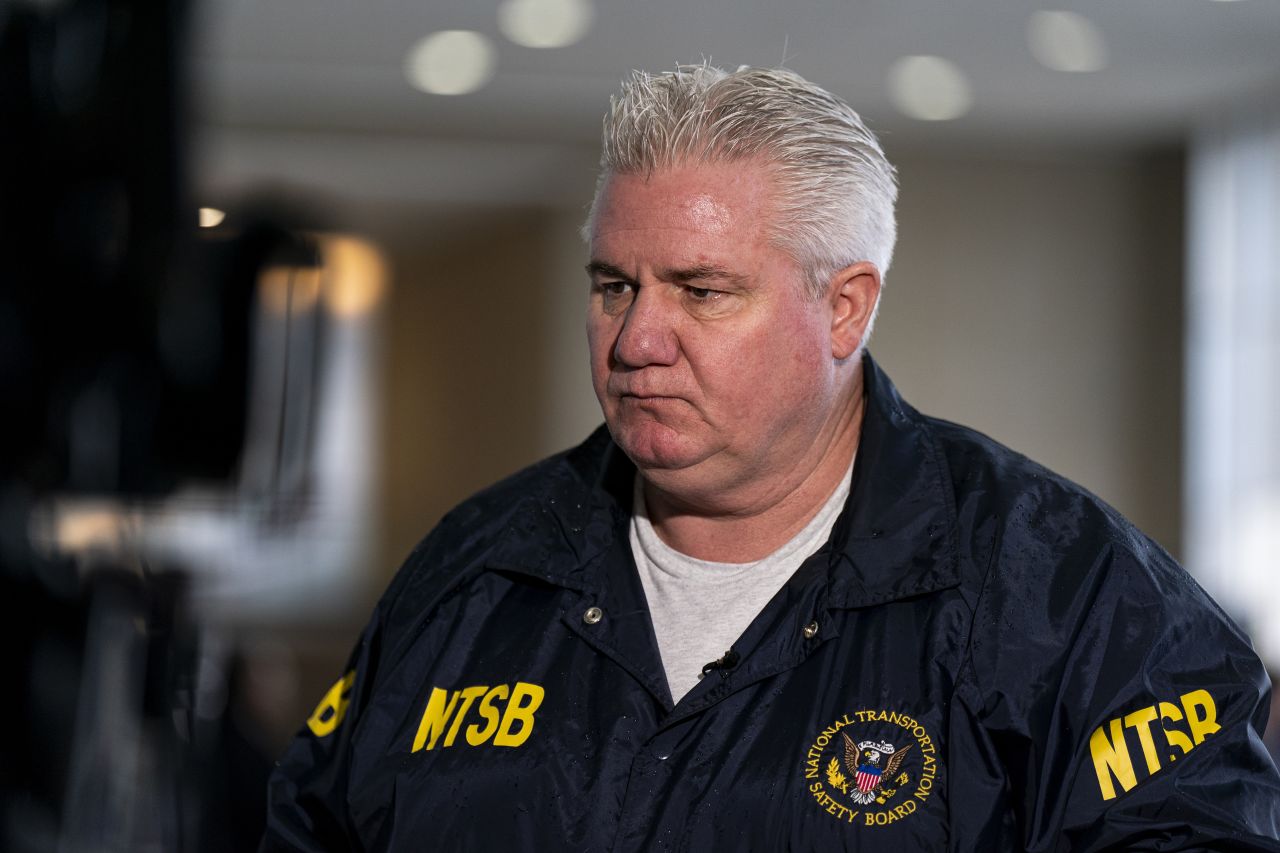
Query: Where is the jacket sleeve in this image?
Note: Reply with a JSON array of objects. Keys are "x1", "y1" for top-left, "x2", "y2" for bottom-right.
[
  {"x1": 965, "y1": 525, "x2": 1280, "y2": 851},
  {"x1": 259, "y1": 605, "x2": 385, "y2": 853}
]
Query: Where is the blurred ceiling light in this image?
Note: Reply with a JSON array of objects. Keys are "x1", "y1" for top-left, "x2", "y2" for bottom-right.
[
  {"x1": 199, "y1": 207, "x2": 226, "y2": 228},
  {"x1": 321, "y1": 235, "x2": 388, "y2": 319},
  {"x1": 405, "y1": 30, "x2": 497, "y2": 95},
  {"x1": 1027, "y1": 11, "x2": 1108, "y2": 72},
  {"x1": 498, "y1": 0, "x2": 593, "y2": 49},
  {"x1": 887, "y1": 55, "x2": 973, "y2": 121}
]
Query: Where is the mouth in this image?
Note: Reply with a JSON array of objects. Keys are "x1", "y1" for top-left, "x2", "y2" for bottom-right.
[
  {"x1": 614, "y1": 393, "x2": 691, "y2": 416},
  {"x1": 618, "y1": 392, "x2": 683, "y2": 403}
]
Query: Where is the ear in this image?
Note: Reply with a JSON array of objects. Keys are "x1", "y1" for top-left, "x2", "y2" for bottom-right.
[{"x1": 828, "y1": 261, "x2": 881, "y2": 360}]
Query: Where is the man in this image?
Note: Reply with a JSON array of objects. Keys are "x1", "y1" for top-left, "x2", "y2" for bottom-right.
[{"x1": 263, "y1": 65, "x2": 1280, "y2": 850}]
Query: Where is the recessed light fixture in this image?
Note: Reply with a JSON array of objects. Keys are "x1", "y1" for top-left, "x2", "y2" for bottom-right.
[
  {"x1": 499, "y1": 0, "x2": 593, "y2": 49},
  {"x1": 199, "y1": 207, "x2": 226, "y2": 228},
  {"x1": 887, "y1": 55, "x2": 973, "y2": 121},
  {"x1": 1027, "y1": 11, "x2": 1108, "y2": 72},
  {"x1": 405, "y1": 30, "x2": 497, "y2": 95}
]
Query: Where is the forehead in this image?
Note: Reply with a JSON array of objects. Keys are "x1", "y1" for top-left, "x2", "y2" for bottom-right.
[{"x1": 589, "y1": 162, "x2": 777, "y2": 256}]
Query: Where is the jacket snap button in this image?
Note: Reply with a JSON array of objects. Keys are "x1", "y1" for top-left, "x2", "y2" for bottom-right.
[
  {"x1": 803, "y1": 621, "x2": 819, "y2": 639},
  {"x1": 583, "y1": 606, "x2": 604, "y2": 625}
]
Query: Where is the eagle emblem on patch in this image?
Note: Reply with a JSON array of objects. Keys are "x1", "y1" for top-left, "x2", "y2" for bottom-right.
[{"x1": 842, "y1": 734, "x2": 912, "y2": 803}]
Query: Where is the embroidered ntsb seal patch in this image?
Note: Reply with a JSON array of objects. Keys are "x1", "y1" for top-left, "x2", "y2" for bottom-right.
[{"x1": 803, "y1": 708, "x2": 939, "y2": 828}]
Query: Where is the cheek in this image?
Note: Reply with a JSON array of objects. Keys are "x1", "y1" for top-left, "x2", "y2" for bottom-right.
[
  {"x1": 779, "y1": 305, "x2": 831, "y2": 368},
  {"x1": 729, "y1": 312, "x2": 829, "y2": 407}
]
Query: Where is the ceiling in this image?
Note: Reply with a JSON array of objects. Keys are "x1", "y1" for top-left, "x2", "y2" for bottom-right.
[{"x1": 191, "y1": 0, "x2": 1280, "y2": 207}]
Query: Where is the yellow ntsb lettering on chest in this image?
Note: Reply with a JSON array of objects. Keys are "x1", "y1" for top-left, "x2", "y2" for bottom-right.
[
  {"x1": 1089, "y1": 688, "x2": 1220, "y2": 800},
  {"x1": 411, "y1": 682, "x2": 545, "y2": 751}
]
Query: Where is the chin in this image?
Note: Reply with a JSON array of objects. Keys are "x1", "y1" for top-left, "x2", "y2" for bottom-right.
[{"x1": 610, "y1": 419, "x2": 709, "y2": 474}]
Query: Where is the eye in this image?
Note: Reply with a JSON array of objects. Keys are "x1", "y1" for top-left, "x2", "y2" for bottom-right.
[
  {"x1": 680, "y1": 284, "x2": 739, "y2": 319},
  {"x1": 592, "y1": 280, "x2": 635, "y2": 315},
  {"x1": 682, "y1": 284, "x2": 729, "y2": 306}
]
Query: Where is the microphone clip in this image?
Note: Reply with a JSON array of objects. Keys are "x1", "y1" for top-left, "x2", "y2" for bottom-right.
[{"x1": 701, "y1": 649, "x2": 740, "y2": 677}]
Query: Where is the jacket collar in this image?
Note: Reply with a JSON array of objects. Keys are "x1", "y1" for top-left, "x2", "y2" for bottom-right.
[
  {"x1": 482, "y1": 428, "x2": 623, "y2": 592},
  {"x1": 487, "y1": 354, "x2": 961, "y2": 606},
  {"x1": 822, "y1": 355, "x2": 961, "y2": 608}
]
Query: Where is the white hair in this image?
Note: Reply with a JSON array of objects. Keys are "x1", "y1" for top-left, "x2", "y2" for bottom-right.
[{"x1": 583, "y1": 64, "x2": 898, "y2": 327}]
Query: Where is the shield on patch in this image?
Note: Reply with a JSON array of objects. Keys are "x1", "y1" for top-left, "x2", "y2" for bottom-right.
[{"x1": 856, "y1": 764, "x2": 882, "y2": 793}]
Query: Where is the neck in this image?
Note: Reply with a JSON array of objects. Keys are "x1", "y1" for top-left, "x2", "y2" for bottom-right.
[{"x1": 643, "y1": 386, "x2": 865, "y2": 563}]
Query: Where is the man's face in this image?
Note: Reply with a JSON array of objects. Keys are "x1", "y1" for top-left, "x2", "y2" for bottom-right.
[{"x1": 586, "y1": 161, "x2": 845, "y2": 504}]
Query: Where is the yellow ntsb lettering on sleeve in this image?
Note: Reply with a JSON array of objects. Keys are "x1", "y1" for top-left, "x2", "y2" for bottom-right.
[
  {"x1": 307, "y1": 670, "x2": 356, "y2": 737},
  {"x1": 1089, "y1": 688, "x2": 1221, "y2": 800},
  {"x1": 412, "y1": 682, "x2": 545, "y2": 752}
]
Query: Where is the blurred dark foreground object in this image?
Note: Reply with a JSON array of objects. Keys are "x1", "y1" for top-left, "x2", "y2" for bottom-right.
[
  {"x1": 0, "y1": 0, "x2": 247, "y2": 495},
  {"x1": 0, "y1": 1, "x2": 301, "y2": 850}
]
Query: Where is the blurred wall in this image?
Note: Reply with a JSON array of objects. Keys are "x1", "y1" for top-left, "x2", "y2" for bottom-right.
[
  {"x1": 374, "y1": 207, "x2": 570, "y2": 583},
  {"x1": 877, "y1": 149, "x2": 1185, "y2": 557}
]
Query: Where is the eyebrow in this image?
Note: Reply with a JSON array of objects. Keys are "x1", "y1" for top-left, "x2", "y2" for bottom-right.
[
  {"x1": 668, "y1": 264, "x2": 745, "y2": 285},
  {"x1": 585, "y1": 260, "x2": 631, "y2": 280},
  {"x1": 585, "y1": 260, "x2": 745, "y2": 286}
]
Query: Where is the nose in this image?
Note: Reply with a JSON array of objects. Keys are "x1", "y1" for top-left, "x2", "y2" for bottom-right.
[{"x1": 612, "y1": 288, "x2": 679, "y2": 368}]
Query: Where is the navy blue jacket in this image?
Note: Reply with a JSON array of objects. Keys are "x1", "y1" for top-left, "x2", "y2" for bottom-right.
[{"x1": 263, "y1": 357, "x2": 1280, "y2": 851}]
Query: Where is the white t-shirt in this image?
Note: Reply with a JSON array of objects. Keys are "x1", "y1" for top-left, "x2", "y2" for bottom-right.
[{"x1": 630, "y1": 462, "x2": 854, "y2": 703}]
